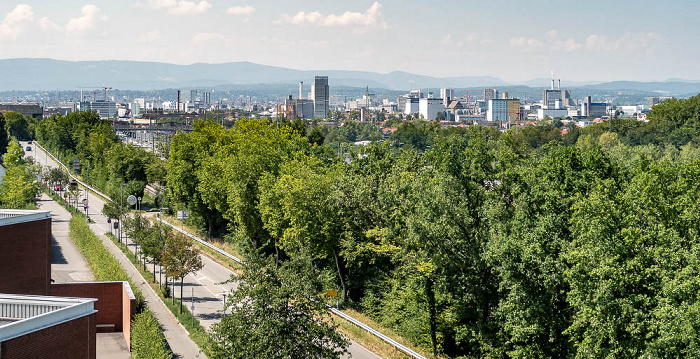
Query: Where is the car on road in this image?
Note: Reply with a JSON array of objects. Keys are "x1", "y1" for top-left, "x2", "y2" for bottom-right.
[{"x1": 25, "y1": 146, "x2": 31, "y2": 151}]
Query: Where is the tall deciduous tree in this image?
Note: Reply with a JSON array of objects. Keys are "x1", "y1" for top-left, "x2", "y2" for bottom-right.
[
  {"x1": 209, "y1": 253, "x2": 349, "y2": 359},
  {"x1": 161, "y1": 232, "x2": 202, "y2": 312}
]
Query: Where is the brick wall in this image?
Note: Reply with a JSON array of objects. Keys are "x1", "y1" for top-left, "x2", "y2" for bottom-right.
[
  {"x1": 0, "y1": 312, "x2": 96, "y2": 359},
  {"x1": 51, "y1": 282, "x2": 135, "y2": 349},
  {"x1": 0, "y1": 218, "x2": 51, "y2": 296}
]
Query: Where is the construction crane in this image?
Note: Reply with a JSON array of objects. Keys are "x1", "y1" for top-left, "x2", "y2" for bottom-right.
[
  {"x1": 464, "y1": 90, "x2": 482, "y2": 115},
  {"x1": 77, "y1": 86, "x2": 113, "y2": 101}
]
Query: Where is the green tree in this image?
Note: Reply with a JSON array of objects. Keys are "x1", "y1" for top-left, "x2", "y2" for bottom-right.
[
  {"x1": 161, "y1": 232, "x2": 202, "y2": 312},
  {"x1": 0, "y1": 113, "x2": 8, "y2": 157},
  {"x1": 209, "y1": 254, "x2": 349, "y2": 359},
  {"x1": 4, "y1": 111, "x2": 32, "y2": 140},
  {"x1": 3, "y1": 139, "x2": 25, "y2": 167}
]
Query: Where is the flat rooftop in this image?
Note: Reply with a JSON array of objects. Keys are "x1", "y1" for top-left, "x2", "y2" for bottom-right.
[
  {"x1": 0, "y1": 293, "x2": 97, "y2": 341},
  {"x1": 0, "y1": 209, "x2": 51, "y2": 227}
]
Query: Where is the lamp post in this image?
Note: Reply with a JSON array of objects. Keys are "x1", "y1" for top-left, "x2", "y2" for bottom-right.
[
  {"x1": 217, "y1": 292, "x2": 228, "y2": 317},
  {"x1": 120, "y1": 183, "x2": 127, "y2": 244}
]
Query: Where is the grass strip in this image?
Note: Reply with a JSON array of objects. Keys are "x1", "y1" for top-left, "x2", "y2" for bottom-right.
[
  {"x1": 68, "y1": 216, "x2": 171, "y2": 358},
  {"x1": 105, "y1": 233, "x2": 213, "y2": 357}
]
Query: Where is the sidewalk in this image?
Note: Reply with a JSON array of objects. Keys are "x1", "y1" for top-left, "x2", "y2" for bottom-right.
[
  {"x1": 89, "y1": 222, "x2": 207, "y2": 359},
  {"x1": 37, "y1": 193, "x2": 129, "y2": 359},
  {"x1": 27, "y1": 143, "x2": 205, "y2": 359}
]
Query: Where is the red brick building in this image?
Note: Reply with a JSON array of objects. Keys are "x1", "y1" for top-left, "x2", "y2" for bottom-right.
[{"x1": 0, "y1": 210, "x2": 135, "y2": 358}]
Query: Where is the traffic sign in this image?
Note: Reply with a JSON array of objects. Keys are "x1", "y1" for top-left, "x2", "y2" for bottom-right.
[
  {"x1": 327, "y1": 289, "x2": 338, "y2": 297},
  {"x1": 177, "y1": 210, "x2": 190, "y2": 219},
  {"x1": 127, "y1": 195, "x2": 137, "y2": 206},
  {"x1": 82, "y1": 199, "x2": 88, "y2": 206},
  {"x1": 72, "y1": 159, "x2": 80, "y2": 171}
]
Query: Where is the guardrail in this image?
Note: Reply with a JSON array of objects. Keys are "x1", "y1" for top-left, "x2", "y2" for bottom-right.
[
  {"x1": 35, "y1": 142, "x2": 113, "y2": 202},
  {"x1": 157, "y1": 217, "x2": 244, "y2": 265},
  {"x1": 40, "y1": 142, "x2": 426, "y2": 359},
  {"x1": 156, "y1": 216, "x2": 426, "y2": 359}
]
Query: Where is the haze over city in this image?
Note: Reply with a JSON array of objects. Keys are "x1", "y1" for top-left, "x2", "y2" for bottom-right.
[{"x1": 0, "y1": 0, "x2": 698, "y2": 82}]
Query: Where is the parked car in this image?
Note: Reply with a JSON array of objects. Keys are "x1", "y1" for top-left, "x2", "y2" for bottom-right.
[{"x1": 25, "y1": 146, "x2": 31, "y2": 151}]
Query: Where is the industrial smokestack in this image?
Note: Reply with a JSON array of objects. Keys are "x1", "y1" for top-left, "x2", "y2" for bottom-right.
[
  {"x1": 177, "y1": 90, "x2": 181, "y2": 113},
  {"x1": 551, "y1": 70, "x2": 554, "y2": 90},
  {"x1": 558, "y1": 79, "x2": 561, "y2": 90},
  {"x1": 299, "y1": 82, "x2": 303, "y2": 99}
]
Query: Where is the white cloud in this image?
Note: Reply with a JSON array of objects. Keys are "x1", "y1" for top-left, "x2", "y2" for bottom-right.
[
  {"x1": 278, "y1": 2, "x2": 387, "y2": 29},
  {"x1": 66, "y1": 5, "x2": 108, "y2": 33},
  {"x1": 0, "y1": 4, "x2": 34, "y2": 41},
  {"x1": 227, "y1": 5, "x2": 255, "y2": 15},
  {"x1": 191, "y1": 32, "x2": 226, "y2": 44},
  {"x1": 39, "y1": 17, "x2": 61, "y2": 32},
  {"x1": 149, "y1": 0, "x2": 211, "y2": 15},
  {"x1": 545, "y1": 29, "x2": 558, "y2": 41},
  {"x1": 554, "y1": 38, "x2": 582, "y2": 52},
  {"x1": 442, "y1": 32, "x2": 490, "y2": 49},
  {"x1": 139, "y1": 30, "x2": 162, "y2": 42},
  {"x1": 586, "y1": 32, "x2": 663, "y2": 53},
  {"x1": 509, "y1": 36, "x2": 543, "y2": 50}
]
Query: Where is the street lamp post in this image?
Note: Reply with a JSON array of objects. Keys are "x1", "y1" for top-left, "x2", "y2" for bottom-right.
[{"x1": 120, "y1": 183, "x2": 126, "y2": 244}]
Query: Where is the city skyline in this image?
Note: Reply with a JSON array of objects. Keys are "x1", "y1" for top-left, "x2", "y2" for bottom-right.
[{"x1": 0, "y1": 1, "x2": 698, "y2": 82}]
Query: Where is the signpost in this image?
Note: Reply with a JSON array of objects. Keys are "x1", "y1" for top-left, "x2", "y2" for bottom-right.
[
  {"x1": 177, "y1": 210, "x2": 190, "y2": 230},
  {"x1": 327, "y1": 289, "x2": 339, "y2": 308}
]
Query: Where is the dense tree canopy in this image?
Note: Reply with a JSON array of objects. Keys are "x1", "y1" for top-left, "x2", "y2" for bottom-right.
[{"x1": 36, "y1": 93, "x2": 700, "y2": 358}]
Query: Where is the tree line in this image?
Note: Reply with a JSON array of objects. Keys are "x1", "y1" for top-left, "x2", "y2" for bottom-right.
[
  {"x1": 165, "y1": 95, "x2": 700, "y2": 358},
  {"x1": 14, "y1": 93, "x2": 700, "y2": 358}
]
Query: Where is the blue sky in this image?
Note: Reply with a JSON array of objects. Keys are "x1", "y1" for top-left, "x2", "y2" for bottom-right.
[{"x1": 0, "y1": 0, "x2": 697, "y2": 82}]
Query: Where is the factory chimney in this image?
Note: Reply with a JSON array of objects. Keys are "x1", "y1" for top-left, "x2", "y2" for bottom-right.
[
  {"x1": 299, "y1": 82, "x2": 303, "y2": 99},
  {"x1": 551, "y1": 70, "x2": 554, "y2": 90}
]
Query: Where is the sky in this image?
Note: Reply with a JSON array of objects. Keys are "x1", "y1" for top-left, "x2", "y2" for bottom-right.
[{"x1": 0, "y1": 0, "x2": 698, "y2": 83}]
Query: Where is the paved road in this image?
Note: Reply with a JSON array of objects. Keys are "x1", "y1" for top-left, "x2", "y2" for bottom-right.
[
  {"x1": 26, "y1": 142, "x2": 205, "y2": 359},
  {"x1": 37, "y1": 193, "x2": 129, "y2": 358},
  {"x1": 27, "y1": 141, "x2": 381, "y2": 359}
]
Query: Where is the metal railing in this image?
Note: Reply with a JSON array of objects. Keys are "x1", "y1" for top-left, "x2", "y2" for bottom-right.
[
  {"x1": 35, "y1": 142, "x2": 113, "y2": 202},
  {"x1": 40, "y1": 142, "x2": 426, "y2": 359},
  {"x1": 157, "y1": 217, "x2": 244, "y2": 265},
  {"x1": 157, "y1": 217, "x2": 426, "y2": 359}
]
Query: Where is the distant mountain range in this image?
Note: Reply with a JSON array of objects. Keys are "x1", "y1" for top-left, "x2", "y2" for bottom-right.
[{"x1": 1, "y1": 58, "x2": 700, "y2": 97}]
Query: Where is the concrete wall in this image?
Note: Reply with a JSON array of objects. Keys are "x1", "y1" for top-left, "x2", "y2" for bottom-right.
[
  {"x1": 0, "y1": 218, "x2": 52, "y2": 296},
  {"x1": 0, "y1": 313, "x2": 96, "y2": 359},
  {"x1": 52, "y1": 282, "x2": 135, "y2": 349}
]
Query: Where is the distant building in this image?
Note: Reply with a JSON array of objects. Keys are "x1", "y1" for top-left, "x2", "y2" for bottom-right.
[
  {"x1": 180, "y1": 90, "x2": 197, "y2": 103},
  {"x1": 80, "y1": 101, "x2": 117, "y2": 119},
  {"x1": 484, "y1": 89, "x2": 497, "y2": 102},
  {"x1": 487, "y1": 98, "x2": 521, "y2": 124},
  {"x1": 0, "y1": 103, "x2": 43, "y2": 119},
  {"x1": 404, "y1": 96, "x2": 419, "y2": 115},
  {"x1": 648, "y1": 97, "x2": 659, "y2": 109},
  {"x1": 311, "y1": 76, "x2": 329, "y2": 118},
  {"x1": 277, "y1": 96, "x2": 314, "y2": 120},
  {"x1": 440, "y1": 88, "x2": 454, "y2": 106},
  {"x1": 581, "y1": 96, "x2": 607, "y2": 118},
  {"x1": 538, "y1": 108, "x2": 568, "y2": 119},
  {"x1": 419, "y1": 96, "x2": 444, "y2": 120},
  {"x1": 542, "y1": 89, "x2": 563, "y2": 109}
]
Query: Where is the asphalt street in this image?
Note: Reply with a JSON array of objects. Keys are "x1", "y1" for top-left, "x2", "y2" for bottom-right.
[{"x1": 25, "y1": 140, "x2": 381, "y2": 359}]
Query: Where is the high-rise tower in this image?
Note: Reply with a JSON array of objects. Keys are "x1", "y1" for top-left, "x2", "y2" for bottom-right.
[{"x1": 311, "y1": 76, "x2": 329, "y2": 118}]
